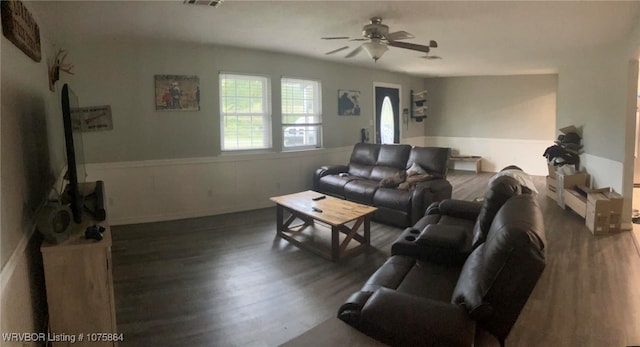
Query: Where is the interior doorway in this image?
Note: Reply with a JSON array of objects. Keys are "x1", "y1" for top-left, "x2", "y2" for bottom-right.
[
  {"x1": 631, "y1": 59, "x2": 640, "y2": 248},
  {"x1": 374, "y1": 83, "x2": 401, "y2": 144}
]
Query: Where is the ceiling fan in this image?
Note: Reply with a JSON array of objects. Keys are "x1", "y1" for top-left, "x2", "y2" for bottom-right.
[{"x1": 322, "y1": 17, "x2": 440, "y2": 62}]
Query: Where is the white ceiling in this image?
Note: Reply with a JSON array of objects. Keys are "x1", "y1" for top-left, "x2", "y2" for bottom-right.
[{"x1": 30, "y1": 1, "x2": 640, "y2": 77}]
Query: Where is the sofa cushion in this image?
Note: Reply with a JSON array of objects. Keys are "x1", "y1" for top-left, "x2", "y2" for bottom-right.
[
  {"x1": 317, "y1": 174, "x2": 354, "y2": 197},
  {"x1": 407, "y1": 162, "x2": 427, "y2": 176},
  {"x1": 344, "y1": 179, "x2": 379, "y2": 205},
  {"x1": 437, "y1": 214, "x2": 477, "y2": 230},
  {"x1": 349, "y1": 163, "x2": 375, "y2": 178},
  {"x1": 378, "y1": 171, "x2": 407, "y2": 188},
  {"x1": 397, "y1": 173, "x2": 434, "y2": 190},
  {"x1": 407, "y1": 147, "x2": 450, "y2": 178},
  {"x1": 395, "y1": 257, "x2": 461, "y2": 302},
  {"x1": 350, "y1": 143, "x2": 380, "y2": 165},
  {"x1": 374, "y1": 188, "x2": 411, "y2": 211},
  {"x1": 376, "y1": 144, "x2": 411, "y2": 168},
  {"x1": 370, "y1": 166, "x2": 404, "y2": 181},
  {"x1": 417, "y1": 224, "x2": 470, "y2": 250}
]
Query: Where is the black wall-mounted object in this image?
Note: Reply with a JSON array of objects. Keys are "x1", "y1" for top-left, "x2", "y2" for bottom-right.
[
  {"x1": 360, "y1": 128, "x2": 369, "y2": 143},
  {"x1": 410, "y1": 89, "x2": 427, "y2": 122}
]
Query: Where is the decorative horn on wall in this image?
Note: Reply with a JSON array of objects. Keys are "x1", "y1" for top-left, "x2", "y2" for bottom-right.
[{"x1": 48, "y1": 49, "x2": 74, "y2": 91}]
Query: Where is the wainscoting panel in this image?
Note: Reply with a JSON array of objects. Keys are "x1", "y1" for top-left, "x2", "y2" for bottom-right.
[
  {"x1": 85, "y1": 148, "x2": 353, "y2": 225},
  {"x1": 424, "y1": 136, "x2": 551, "y2": 175}
]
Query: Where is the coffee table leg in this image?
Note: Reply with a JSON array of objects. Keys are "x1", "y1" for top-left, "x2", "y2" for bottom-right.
[
  {"x1": 276, "y1": 204, "x2": 284, "y2": 237},
  {"x1": 331, "y1": 225, "x2": 340, "y2": 262},
  {"x1": 364, "y1": 214, "x2": 371, "y2": 246}
]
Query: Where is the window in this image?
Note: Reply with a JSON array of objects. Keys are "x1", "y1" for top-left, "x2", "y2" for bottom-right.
[
  {"x1": 281, "y1": 78, "x2": 322, "y2": 149},
  {"x1": 220, "y1": 73, "x2": 271, "y2": 151},
  {"x1": 380, "y1": 96, "x2": 395, "y2": 144}
]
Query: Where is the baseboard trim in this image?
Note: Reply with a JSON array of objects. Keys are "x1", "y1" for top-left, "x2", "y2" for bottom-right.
[
  {"x1": 110, "y1": 201, "x2": 274, "y2": 225},
  {"x1": 0, "y1": 226, "x2": 35, "y2": 294}
]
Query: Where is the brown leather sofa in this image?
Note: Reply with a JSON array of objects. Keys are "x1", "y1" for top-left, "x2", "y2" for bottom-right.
[
  {"x1": 313, "y1": 143, "x2": 452, "y2": 227},
  {"x1": 337, "y1": 176, "x2": 546, "y2": 346}
]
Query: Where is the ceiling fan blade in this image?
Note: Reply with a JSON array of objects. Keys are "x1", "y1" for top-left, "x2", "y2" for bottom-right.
[
  {"x1": 345, "y1": 45, "x2": 363, "y2": 58},
  {"x1": 429, "y1": 40, "x2": 438, "y2": 48},
  {"x1": 321, "y1": 36, "x2": 350, "y2": 40},
  {"x1": 326, "y1": 46, "x2": 349, "y2": 55},
  {"x1": 388, "y1": 41, "x2": 431, "y2": 53},
  {"x1": 422, "y1": 55, "x2": 443, "y2": 60},
  {"x1": 386, "y1": 30, "x2": 414, "y2": 42},
  {"x1": 349, "y1": 38, "x2": 368, "y2": 42}
]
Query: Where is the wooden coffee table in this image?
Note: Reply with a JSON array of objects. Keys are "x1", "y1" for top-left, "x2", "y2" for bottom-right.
[{"x1": 270, "y1": 190, "x2": 377, "y2": 261}]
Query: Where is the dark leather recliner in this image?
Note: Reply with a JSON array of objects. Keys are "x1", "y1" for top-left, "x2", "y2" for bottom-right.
[
  {"x1": 337, "y1": 187, "x2": 546, "y2": 346},
  {"x1": 313, "y1": 143, "x2": 452, "y2": 227},
  {"x1": 391, "y1": 175, "x2": 523, "y2": 265}
]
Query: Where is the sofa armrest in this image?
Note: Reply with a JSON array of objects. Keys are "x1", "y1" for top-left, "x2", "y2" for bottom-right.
[
  {"x1": 313, "y1": 164, "x2": 349, "y2": 190},
  {"x1": 415, "y1": 178, "x2": 453, "y2": 197},
  {"x1": 318, "y1": 164, "x2": 349, "y2": 175},
  {"x1": 391, "y1": 227, "x2": 471, "y2": 265},
  {"x1": 409, "y1": 179, "x2": 453, "y2": 225},
  {"x1": 340, "y1": 287, "x2": 476, "y2": 347},
  {"x1": 436, "y1": 199, "x2": 483, "y2": 220}
]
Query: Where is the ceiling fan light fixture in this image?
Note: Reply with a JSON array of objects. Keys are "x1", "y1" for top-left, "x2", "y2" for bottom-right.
[{"x1": 362, "y1": 41, "x2": 388, "y2": 62}]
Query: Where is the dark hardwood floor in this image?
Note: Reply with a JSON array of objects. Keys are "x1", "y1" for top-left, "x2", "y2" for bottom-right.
[{"x1": 111, "y1": 171, "x2": 640, "y2": 347}]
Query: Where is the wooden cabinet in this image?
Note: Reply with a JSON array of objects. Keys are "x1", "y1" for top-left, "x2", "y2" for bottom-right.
[{"x1": 41, "y1": 185, "x2": 117, "y2": 346}]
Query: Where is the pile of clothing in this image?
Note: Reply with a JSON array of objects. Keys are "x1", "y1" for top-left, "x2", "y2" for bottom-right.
[{"x1": 542, "y1": 131, "x2": 582, "y2": 171}]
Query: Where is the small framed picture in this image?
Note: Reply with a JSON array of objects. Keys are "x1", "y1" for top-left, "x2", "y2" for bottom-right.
[
  {"x1": 155, "y1": 75, "x2": 200, "y2": 111},
  {"x1": 338, "y1": 89, "x2": 361, "y2": 116}
]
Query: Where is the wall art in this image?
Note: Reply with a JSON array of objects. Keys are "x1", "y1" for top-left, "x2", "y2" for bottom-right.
[
  {"x1": 71, "y1": 105, "x2": 113, "y2": 132},
  {"x1": 1, "y1": 0, "x2": 41, "y2": 62},
  {"x1": 338, "y1": 89, "x2": 361, "y2": 116},
  {"x1": 155, "y1": 75, "x2": 200, "y2": 111}
]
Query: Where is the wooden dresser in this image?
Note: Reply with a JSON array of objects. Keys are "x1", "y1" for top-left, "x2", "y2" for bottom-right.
[{"x1": 40, "y1": 183, "x2": 118, "y2": 346}]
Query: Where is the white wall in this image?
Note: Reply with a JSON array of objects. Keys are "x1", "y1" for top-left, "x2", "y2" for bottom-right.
[
  {"x1": 424, "y1": 136, "x2": 550, "y2": 175},
  {"x1": 1, "y1": 2, "x2": 61, "y2": 341},
  {"x1": 55, "y1": 40, "x2": 429, "y2": 225},
  {"x1": 422, "y1": 74, "x2": 558, "y2": 174},
  {"x1": 86, "y1": 147, "x2": 352, "y2": 225},
  {"x1": 556, "y1": 30, "x2": 640, "y2": 227},
  {"x1": 63, "y1": 41, "x2": 426, "y2": 163}
]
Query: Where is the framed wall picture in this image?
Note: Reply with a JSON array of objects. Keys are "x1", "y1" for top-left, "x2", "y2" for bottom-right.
[
  {"x1": 338, "y1": 89, "x2": 361, "y2": 116},
  {"x1": 155, "y1": 75, "x2": 200, "y2": 111},
  {"x1": 71, "y1": 105, "x2": 113, "y2": 132},
  {"x1": 1, "y1": 0, "x2": 41, "y2": 62}
]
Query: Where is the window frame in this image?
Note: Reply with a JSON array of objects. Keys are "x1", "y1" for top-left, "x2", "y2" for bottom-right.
[
  {"x1": 281, "y1": 77, "x2": 323, "y2": 151},
  {"x1": 219, "y1": 72, "x2": 272, "y2": 151}
]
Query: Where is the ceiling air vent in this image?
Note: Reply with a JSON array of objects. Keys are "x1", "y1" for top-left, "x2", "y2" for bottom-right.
[{"x1": 183, "y1": 0, "x2": 224, "y2": 7}]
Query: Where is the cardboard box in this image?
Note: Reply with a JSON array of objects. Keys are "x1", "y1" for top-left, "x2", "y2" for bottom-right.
[
  {"x1": 563, "y1": 189, "x2": 587, "y2": 218},
  {"x1": 547, "y1": 164, "x2": 557, "y2": 179},
  {"x1": 546, "y1": 176, "x2": 558, "y2": 201},
  {"x1": 586, "y1": 191, "x2": 611, "y2": 234},
  {"x1": 604, "y1": 191, "x2": 623, "y2": 231},
  {"x1": 583, "y1": 188, "x2": 619, "y2": 234},
  {"x1": 552, "y1": 172, "x2": 589, "y2": 213},
  {"x1": 546, "y1": 176, "x2": 557, "y2": 189},
  {"x1": 559, "y1": 125, "x2": 582, "y2": 138},
  {"x1": 560, "y1": 172, "x2": 589, "y2": 189}
]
